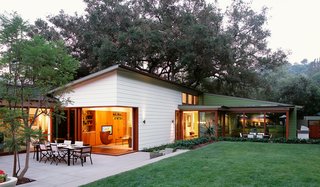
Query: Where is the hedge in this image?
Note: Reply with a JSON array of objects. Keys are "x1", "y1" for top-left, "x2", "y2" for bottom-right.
[{"x1": 143, "y1": 136, "x2": 320, "y2": 152}]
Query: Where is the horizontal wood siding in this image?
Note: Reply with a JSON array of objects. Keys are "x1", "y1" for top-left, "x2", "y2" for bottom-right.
[
  {"x1": 63, "y1": 72, "x2": 117, "y2": 107},
  {"x1": 117, "y1": 71, "x2": 181, "y2": 150}
]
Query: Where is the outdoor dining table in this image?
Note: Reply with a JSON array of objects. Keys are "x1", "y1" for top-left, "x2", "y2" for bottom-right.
[{"x1": 35, "y1": 143, "x2": 90, "y2": 166}]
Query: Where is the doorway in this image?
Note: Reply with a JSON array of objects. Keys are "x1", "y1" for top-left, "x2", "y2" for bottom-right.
[
  {"x1": 52, "y1": 109, "x2": 77, "y2": 142},
  {"x1": 81, "y1": 107, "x2": 134, "y2": 152},
  {"x1": 182, "y1": 111, "x2": 199, "y2": 139}
]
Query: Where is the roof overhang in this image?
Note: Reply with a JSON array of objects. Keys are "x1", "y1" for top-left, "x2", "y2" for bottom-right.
[
  {"x1": 178, "y1": 105, "x2": 228, "y2": 111},
  {"x1": 178, "y1": 105, "x2": 296, "y2": 113},
  {"x1": 226, "y1": 106, "x2": 293, "y2": 113},
  {"x1": 304, "y1": 116, "x2": 320, "y2": 121}
]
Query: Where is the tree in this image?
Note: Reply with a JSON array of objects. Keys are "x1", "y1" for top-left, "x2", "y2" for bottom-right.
[
  {"x1": 0, "y1": 13, "x2": 78, "y2": 180},
  {"x1": 202, "y1": 0, "x2": 287, "y2": 97},
  {"x1": 277, "y1": 76, "x2": 320, "y2": 116},
  {"x1": 258, "y1": 62, "x2": 320, "y2": 117},
  {"x1": 47, "y1": 0, "x2": 287, "y2": 96}
]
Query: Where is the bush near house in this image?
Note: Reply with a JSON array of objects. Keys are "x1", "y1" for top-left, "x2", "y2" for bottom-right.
[
  {"x1": 143, "y1": 137, "x2": 320, "y2": 152},
  {"x1": 143, "y1": 136, "x2": 215, "y2": 152}
]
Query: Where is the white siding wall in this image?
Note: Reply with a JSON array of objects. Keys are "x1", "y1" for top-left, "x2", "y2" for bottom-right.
[
  {"x1": 117, "y1": 71, "x2": 182, "y2": 150},
  {"x1": 63, "y1": 71, "x2": 117, "y2": 107},
  {"x1": 62, "y1": 69, "x2": 183, "y2": 150}
]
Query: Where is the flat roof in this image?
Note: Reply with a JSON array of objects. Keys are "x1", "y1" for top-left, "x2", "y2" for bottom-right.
[
  {"x1": 178, "y1": 105, "x2": 295, "y2": 112},
  {"x1": 304, "y1": 116, "x2": 320, "y2": 120},
  {"x1": 178, "y1": 105, "x2": 227, "y2": 111}
]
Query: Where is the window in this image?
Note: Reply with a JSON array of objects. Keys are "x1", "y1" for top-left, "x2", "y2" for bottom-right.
[
  {"x1": 194, "y1": 96, "x2": 199, "y2": 105},
  {"x1": 188, "y1": 94, "x2": 193, "y2": 105},
  {"x1": 182, "y1": 93, "x2": 187, "y2": 104},
  {"x1": 182, "y1": 93, "x2": 199, "y2": 105}
]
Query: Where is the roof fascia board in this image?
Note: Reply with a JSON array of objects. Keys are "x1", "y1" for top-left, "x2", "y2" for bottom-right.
[{"x1": 227, "y1": 107, "x2": 291, "y2": 113}]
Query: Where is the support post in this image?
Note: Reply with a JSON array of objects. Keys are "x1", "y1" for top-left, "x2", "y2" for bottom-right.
[
  {"x1": 286, "y1": 111, "x2": 289, "y2": 139},
  {"x1": 264, "y1": 112, "x2": 266, "y2": 134},
  {"x1": 215, "y1": 111, "x2": 219, "y2": 138},
  {"x1": 222, "y1": 112, "x2": 225, "y2": 137},
  {"x1": 242, "y1": 112, "x2": 246, "y2": 132}
]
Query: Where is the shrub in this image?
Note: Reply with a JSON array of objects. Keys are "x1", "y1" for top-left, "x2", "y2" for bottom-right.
[
  {"x1": 143, "y1": 137, "x2": 214, "y2": 152},
  {"x1": 142, "y1": 136, "x2": 320, "y2": 152}
]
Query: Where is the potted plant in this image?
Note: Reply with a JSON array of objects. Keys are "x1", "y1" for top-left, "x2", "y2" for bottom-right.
[
  {"x1": 0, "y1": 170, "x2": 7, "y2": 183},
  {"x1": 0, "y1": 170, "x2": 17, "y2": 187}
]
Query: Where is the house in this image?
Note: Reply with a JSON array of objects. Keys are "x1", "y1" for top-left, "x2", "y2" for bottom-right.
[
  {"x1": 49, "y1": 64, "x2": 299, "y2": 152},
  {"x1": 0, "y1": 64, "x2": 300, "y2": 154}
]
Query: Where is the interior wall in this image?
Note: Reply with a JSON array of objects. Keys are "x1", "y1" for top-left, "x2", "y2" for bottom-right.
[{"x1": 82, "y1": 107, "x2": 132, "y2": 146}]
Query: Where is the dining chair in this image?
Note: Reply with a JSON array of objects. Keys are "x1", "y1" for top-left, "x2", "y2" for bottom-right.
[
  {"x1": 247, "y1": 134, "x2": 254, "y2": 139},
  {"x1": 39, "y1": 144, "x2": 51, "y2": 163},
  {"x1": 63, "y1": 140, "x2": 72, "y2": 145},
  {"x1": 50, "y1": 144, "x2": 67, "y2": 165},
  {"x1": 75, "y1": 141, "x2": 83, "y2": 146},
  {"x1": 73, "y1": 146, "x2": 93, "y2": 166}
]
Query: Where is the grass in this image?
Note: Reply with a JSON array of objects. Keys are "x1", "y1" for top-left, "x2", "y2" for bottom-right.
[{"x1": 84, "y1": 142, "x2": 320, "y2": 187}]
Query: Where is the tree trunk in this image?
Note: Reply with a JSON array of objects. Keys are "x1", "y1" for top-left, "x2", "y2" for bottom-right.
[
  {"x1": 18, "y1": 139, "x2": 30, "y2": 179},
  {"x1": 12, "y1": 151, "x2": 17, "y2": 177}
]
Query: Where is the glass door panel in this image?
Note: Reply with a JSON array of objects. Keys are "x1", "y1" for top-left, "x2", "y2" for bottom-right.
[
  {"x1": 182, "y1": 111, "x2": 198, "y2": 139},
  {"x1": 199, "y1": 112, "x2": 215, "y2": 137}
]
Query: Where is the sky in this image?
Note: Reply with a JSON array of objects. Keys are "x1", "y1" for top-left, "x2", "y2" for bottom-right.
[{"x1": 0, "y1": 0, "x2": 319, "y2": 63}]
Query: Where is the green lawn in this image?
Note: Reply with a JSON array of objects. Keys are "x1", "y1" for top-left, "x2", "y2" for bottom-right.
[{"x1": 85, "y1": 142, "x2": 320, "y2": 187}]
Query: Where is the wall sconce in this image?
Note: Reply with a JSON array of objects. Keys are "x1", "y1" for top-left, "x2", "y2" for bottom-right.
[{"x1": 143, "y1": 120, "x2": 146, "y2": 124}]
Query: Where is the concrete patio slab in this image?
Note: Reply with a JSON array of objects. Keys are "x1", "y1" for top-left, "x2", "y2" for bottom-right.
[{"x1": 0, "y1": 150, "x2": 188, "y2": 187}]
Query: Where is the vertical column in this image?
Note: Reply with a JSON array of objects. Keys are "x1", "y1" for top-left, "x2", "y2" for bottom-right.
[
  {"x1": 242, "y1": 112, "x2": 246, "y2": 132},
  {"x1": 215, "y1": 111, "x2": 219, "y2": 138},
  {"x1": 133, "y1": 107, "x2": 139, "y2": 151},
  {"x1": 175, "y1": 110, "x2": 183, "y2": 140},
  {"x1": 264, "y1": 112, "x2": 266, "y2": 134},
  {"x1": 286, "y1": 111, "x2": 289, "y2": 139},
  {"x1": 67, "y1": 109, "x2": 70, "y2": 140},
  {"x1": 222, "y1": 112, "x2": 226, "y2": 137},
  {"x1": 77, "y1": 108, "x2": 82, "y2": 140},
  {"x1": 49, "y1": 108, "x2": 53, "y2": 142},
  {"x1": 197, "y1": 111, "x2": 200, "y2": 138}
]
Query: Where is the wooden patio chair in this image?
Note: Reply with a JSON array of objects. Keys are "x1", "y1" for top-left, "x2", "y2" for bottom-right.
[{"x1": 73, "y1": 146, "x2": 93, "y2": 166}]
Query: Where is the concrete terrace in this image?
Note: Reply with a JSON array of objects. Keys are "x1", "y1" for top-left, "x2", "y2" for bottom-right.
[{"x1": 0, "y1": 150, "x2": 188, "y2": 187}]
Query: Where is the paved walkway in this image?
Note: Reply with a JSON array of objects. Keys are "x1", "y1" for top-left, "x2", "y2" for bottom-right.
[{"x1": 0, "y1": 150, "x2": 188, "y2": 187}]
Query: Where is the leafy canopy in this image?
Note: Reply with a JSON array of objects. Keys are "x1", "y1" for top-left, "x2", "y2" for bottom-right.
[{"x1": 45, "y1": 0, "x2": 287, "y2": 96}]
